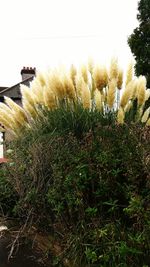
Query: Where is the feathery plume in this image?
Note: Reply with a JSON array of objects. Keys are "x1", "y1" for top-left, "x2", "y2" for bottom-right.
[
  {"x1": 36, "y1": 72, "x2": 48, "y2": 87},
  {"x1": 0, "y1": 102, "x2": 14, "y2": 115},
  {"x1": 81, "y1": 81, "x2": 91, "y2": 109},
  {"x1": 0, "y1": 113, "x2": 13, "y2": 129},
  {"x1": 137, "y1": 76, "x2": 146, "y2": 106},
  {"x1": 117, "y1": 107, "x2": 125, "y2": 124},
  {"x1": 141, "y1": 107, "x2": 150, "y2": 123},
  {"x1": 94, "y1": 89, "x2": 103, "y2": 111},
  {"x1": 70, "y1": 65, "x2": 77, "y2": 86},
  {"x1": 125, "y1": 62, "x2": 133, "y2": 86},
  {"x1": 63, "y1": 76, "x2": 76, "y2": 99},
  {"x1": 109, "y1": 57, "x2": 118, "y2": 80},
  {"x1": 75, "y1": 74, "x2": 84, "y2": 98},
  {"x1": 4, "y1": 96, "x2": 28, "y2": 123},
  {"x1": 124, "y1": 101, "x2": 133, "y2": 113},
  {"x1": 131, "y1": 79, "x2": 138, "y2": 99},
  {"x1": 20, "y1": 84, "x2": 36, "y2": 107},
  {"x1": 88, "y1": 58, "x2": 94, "y2": 74},
  {"x1": 107, "y1": 78, "x2": 117, "y2": 108},
  {"x1": 145, "y1": 89, "x2": 150, "y2": 101},
  {"x1": 93, "y1": 65, "x2": 108, "y2": 91},
  {"x1": 146, "y1": 118, "x2": 150, "y2": 126},
  {"x1": 120, "y1": 81, "x2": 134, "y2": 109},
  {"x1": 43, "y1": 87, "x2": 57, "y2": 110},
  {"x1": 80, "y1": 65, "x2": 89, "y2": 84},
  {"x1": 22, "y1": 100, "x2": 38, "y2": 119},
  {"x1": 30, "y1": 79, "x2": 44, "y2": 103},
  {"x1": 50, "y1": 72, "x2": 65, "y2": 100},
  {"x1": 117, "y1": 68, "x2": 123, "y2": 89}
]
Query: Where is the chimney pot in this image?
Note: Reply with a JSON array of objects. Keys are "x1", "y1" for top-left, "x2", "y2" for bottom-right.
[{"x1": 20, "y1": 66, "x2": 36, "y2": 81}]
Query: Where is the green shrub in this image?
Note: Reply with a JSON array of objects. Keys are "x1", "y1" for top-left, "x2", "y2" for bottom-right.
[
  {"x1": 5, "y1": 106, "x2": 150, "y2": 266},
  {"x1": 0, "y1": 166, "x2": 18, "y2": 216}
]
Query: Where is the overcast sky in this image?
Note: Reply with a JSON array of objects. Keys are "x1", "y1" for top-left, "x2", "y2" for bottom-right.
[{"x1": 0, "y1": 0, "x2": 139, "y2": 86}]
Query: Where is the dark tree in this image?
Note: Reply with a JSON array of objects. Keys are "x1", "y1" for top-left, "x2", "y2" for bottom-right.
[{"x1": 128, "y1": 0, "x2": 150, "y2": 87}]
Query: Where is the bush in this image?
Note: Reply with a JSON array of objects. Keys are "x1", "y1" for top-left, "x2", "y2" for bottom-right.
[
  {"x1": 0, "y1": 166, "x2": 18, "y2": 216},
  {"x1": 5, "y1": 106, "x2": 150, "y2": 267}
]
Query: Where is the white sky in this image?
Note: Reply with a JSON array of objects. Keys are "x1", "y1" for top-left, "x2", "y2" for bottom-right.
[{"x1": 0, "y1": 0, "x2": 139, "y2": 87}]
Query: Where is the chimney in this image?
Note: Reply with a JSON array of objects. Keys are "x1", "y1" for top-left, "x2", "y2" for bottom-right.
[{"x1": 20, "y1": 67, "x2": 36, "y2": 81}]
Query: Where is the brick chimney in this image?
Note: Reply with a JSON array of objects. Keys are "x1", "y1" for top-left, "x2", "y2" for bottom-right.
[{"x1": 20, "y1": 67, "x2": 36, "y2": 81}]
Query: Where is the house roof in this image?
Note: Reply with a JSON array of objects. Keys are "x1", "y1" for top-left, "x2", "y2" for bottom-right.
[
  {"x1": 0, "y1": 87, "x2": 8, "y2": 92},
  {"x1": 0, "y1": 76, "x2": 34, "y2": 99}
]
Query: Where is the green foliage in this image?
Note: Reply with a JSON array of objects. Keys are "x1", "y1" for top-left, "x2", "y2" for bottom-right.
[
  {"x1": 5, "y1": 105, "x2": 150, "y2": 266},
  {"x1": 128, "y1": 0, "x2": 150, "y2": 87},
  {"x1": 0, "y1": 167, "x2": 17, "y2": 215}
]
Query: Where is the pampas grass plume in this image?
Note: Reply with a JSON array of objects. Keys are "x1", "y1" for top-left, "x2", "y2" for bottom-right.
[
  {"x1": 0, "y1": 112, "x2": 13, "y2": 129},
  {"x1": 141, "y1": 107, "x2": 150, "y2": 123},
  {"x1": 30, "y1": 79, "x2": 44, "y2": 103},
  {"x1": 63, "y1": 76, "x2": 76, "y2": 100},
  {"x1": 145, "y1": 89, "x2": 150, "y2": 101},
  {"x1": 120, "y1": 81, "x2": 134, "y2": 109},
  {"x1": 93, "y1": 65, "x2": 108, "y2": 91},
  {"x1": 0, "y1": 102, "x2": 13, "y2": 116},
  {"x1": 43, "y1": 86, "x2": 57, "y2": 109},
  {"x1": 75, "y1": 74, "x2": 84, "y2": 97},
  {"x1": 124, "y1": 101, "x2": 133, "y2": 113},
  {"x1": 146, "y1": 118, "x2": 150, "y2": 126},
  {"x1": 117, "y1": 68, "x2": 123, "y2": 89},
  {"x1": 137, "y1": 76, "x2": 146, "y2": 106},
  {"x1": 109, "y1": 57, "x2": 118, "y2": 80},
  {"x1": 80, "y1": 65, "x2": 89, "y2": 84},
  {"x1": 117, "y1": 107, "x2": 125, "y2": 124},
  {"x1": 20, "y1": 85, "x2": 36, "y2": 107},
  {"x1": 94, "y1": 89, "x2": 102, "y2": 111},
  {"x1": 50, "y1": 73, "x2": 65, "y2": 100},
  {"x1": 36, "y1": 72, "x2": 47, "y2": 87},
  {"x1": 4, "y1": 96, "x2": 28, "y2": 123},
  {"x1": 81, "y1": 81, "x2": 91, "y2": 109},
  {"x1": 88, "y1": 58, "x2": 94, "y2": 73},
  {"x1": 107, "y1": 78, "x2": 117, "y2": 108},
  {"x1": 70, "y1": 65, "x2": 77, "y2": 85},
  {"x1": 125, "y1": 62, "x2": 133, "y2": 86},
  {"x1": 22, "y1": 100, "x2": 38, "y2": 119}
]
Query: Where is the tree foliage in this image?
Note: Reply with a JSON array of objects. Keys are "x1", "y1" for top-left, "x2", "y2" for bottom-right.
[{"x1": 128, "y1": 0, "x2": 150, "y2": 87}]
